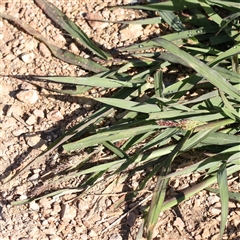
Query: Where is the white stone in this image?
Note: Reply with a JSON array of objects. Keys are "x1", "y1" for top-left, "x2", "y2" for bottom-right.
[
  {"x1": 208, "y1": 195, "x2": 220, "y2": 205},
  {"x1": 109, "y1": 234, "x2": 122, "y2": 240},
  {"x1": 12, "y1": 128, "x2": 27, "y2": 137},
  {"x1": 24, "y1": 38, "x2": 37, "y2": 51},
  {"x1": 4, "y1": 54, "x2": 16, "y2": 61},
  {"x1": 39, "y1": 198, "x2": 52, "y2": 209},
  {"x1": 38, "y1": 42, "x2": 51, "y2": 57},
  {"x1": 28, "y1": 173, "x2": 40, "y2": 181},
  {"x1": 29, "y1": 201, "x2": 40, "y2": 211},
  {"x1": 85, "y1": 12, "x2": 108, "y2": 30},
  {"x1": 19, "y1": 194, "x2": 28, "y2": 200},
  {"x1": 47, "y1": 110, "x2": 64, "y2": 122},
  {"x1": 61, "y1": 204, "x2": 77, "y2": 222},
  {"x1": 26, "y1": 115, "x2": 37, "y2": 125},
  {"x1": 33, "y1": 109, "x2": 45, "y2": 118},
  {"x1": 120, "y1": 24, "x2": 143, "y2": 41},
  {"x1": 69, "y1": 42, "x2": 79, "y2": 54},
  {"x1": 16, "y1": 90, "x2": 39, "y2": 104},
  {"x1": 53, "y1": 34, "x2": 66, "y2": 43},
  {"x1": 88, "y1": 229, "x2": 98, "y2": 237},
  {"x1": 21, "y1": 52, "x2": 35, "y2": 63},
  {"x1": 173, "y1": 217, "x2": 185, "y2": 230},
  {"x1": 80, "y1": 234, "x2": 88, "y2": 240},
  {"x1": 25, "y1": 134, "x2": 42, "y2": 148},
  {"x1": 210, "y1": 207, "x2": 221, "y2": 215}
]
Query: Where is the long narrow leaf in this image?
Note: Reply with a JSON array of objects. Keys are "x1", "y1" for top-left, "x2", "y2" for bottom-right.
[
  {"x1": 34, "y1": 76, "x2": 142, "y2": 88},
  {"x1": 63, "y1": 125, "x2": 161, "y2": 152},
  {"x1": 34, "y1": 0, "x2": 111, "y2": 60},
  {"x1": 205, "y1": 187, "x2": 240, "y2": 202},
  {"x1": 161, "y1": 164, "x2": 237, "y2": 212},
  {"x1": 95, "y1": 98, "x2": 161, "y2": 113},
  {"x1": 119, "y1": 26, "x2": 218, "y2": 52},
  {"x1": 145, "y1": 130, "x2": 192, "y2": 240},
  {"x1": 96, "y1": 17, "x2": 162, "y2": 25},
  {"x1": 199, "y1": 0, "x2": 222, "y2": 25},
  {"x1": 209, "y1": 44, "x2": 240, "y2": 67},
  {"x1": 158, "y1": 11, "x2": 185, "y2": 31},
  {"x1": 153, "y1": 38, "x2": 239, "y2": 99},
  {"x1": 163, "y1": 145, "x2": 239, "y2": 179},
  {"x1": 154, "y1": 70, "x2": 164, "y2": 98},
  {"x1": 216, "y1": 12, "x2": 240, "y2": 35},
  {"x1": 117, "y1": 0, "x2": 200, "y2": 12},
  {"x1": 217, "y1": 163, "x2": 229, "y2": 239},
  {"x1": 115, "y1": 128, "x2": 179, "y2": 174},
  {"x1": 207, "y1": 0, "x2": 240, "y2": 12},
  {"x1": 102, "y1": 141, "x2": 128, "y2": 158},
  {"x1": 0, "y1": 13, "x2": 107, "y2": 73}
]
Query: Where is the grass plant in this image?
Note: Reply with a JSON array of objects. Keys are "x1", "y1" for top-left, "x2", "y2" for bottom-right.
[{"x1": 1, "y1": 0, "x2": 239, "y2": 239}]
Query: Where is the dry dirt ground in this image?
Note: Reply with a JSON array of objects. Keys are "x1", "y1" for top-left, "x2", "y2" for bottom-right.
[{"x1": 0, "y1": 0, "x2": 240, "y2": 240}]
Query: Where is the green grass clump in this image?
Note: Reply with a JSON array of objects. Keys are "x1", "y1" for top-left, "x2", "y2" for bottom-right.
[{"x1": 1, "y1": 0, "x2": 239, "y2": 239}]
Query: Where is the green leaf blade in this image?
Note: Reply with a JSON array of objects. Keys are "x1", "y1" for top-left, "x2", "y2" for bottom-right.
[
  {"x1": 153, "y1": 38, "x2": 239, "y2": 99},
  {"x1": 34, "y1": 0, "x2": 111, "y2": 60},
  {"x1": 217, "y1": 163, "x2": 229, "y2": 239},
  {"x1": 95, "y1": 98, "x2": 161, "y2": 113}
]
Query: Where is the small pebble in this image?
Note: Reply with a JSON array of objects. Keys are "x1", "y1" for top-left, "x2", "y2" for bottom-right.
[
  {"x1": 85, "y1": 12, "x2": 108, "y2": 30},
  {"x1": 33, "y1": 109, "x2": 45, "y2": 118},
  {"x1": 80, "y1": 234, "x2": 88, "y2": 240},
  {"x1": 210, "y1": 207, "x2": 221, "y2": 215},
  {"x1": 12, "y1": 128, "x2": 27, "y2": 137},
  {"x1": 69, "y1": 42, "x2": 80, "y2": 54},
  {"x1": 109, "y1": 234, "x2": 122, "y2": 240},
  {"x1": 47, "y1": 110, "x2": 64, "y2": 122},
  {"x1": 29, "y1": 201, "x2": 40, "y2": 211},
  {"x1": 88, "y1": 229, "x2": 98, "y2": 237},
  {"x1": 52, "y1": 202, "x2": 61, "y2": 214},
  {"x1": 173, "y1": 217, "x2": 185, "y2": 231},
  {"x1": 26, "y1": 115, "x2": 37, "y2": 125},
  {"x1": 25, "y1": 134, "x2": 42, "y2": 148},
  {"x1": 38, "y1": 42, "x2": 51, "y2": 57},
  {"x1": 208, "y1": 195, "x2": 220, "y2": 205},
  {"x1": 61, "y1": 204, "x2": 77, "y2": 222},
  {"x1": 75, "y1": 226, "x2": 84, "y2": 234},
  {"x1": 28, "y1": 173, "x2": 40, "y2": 182},
  {"x1": 16, "y1": 90, "x2": 39, "y2": 104},
  {"x1": 4, "y1": 54, "x2": 16, "y2": 61},
  {"x1": 120, "y1": 24, "x2": 143, "y2": 41},
  {"x1": 228, "y1": 201, "x2": 236, "y2": 208},
  {"x1": 24, "y1": 38, "x2": 37, "y2": 51},
  {"x1": 39, "y1": 198, "x2": 52, "y2": 209},
  {"x1": 52, "y1": 34, "x2": 66, "y2": 43},
  {"x1": 201, "y1": 227, "x2": 210, "y2": 238},
  {"x1": 19, "y1": 194, "x2": 28, "y2": 200},
  {"x1": 20, "y1": 52, "x2": 35, "y2": 63}
]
